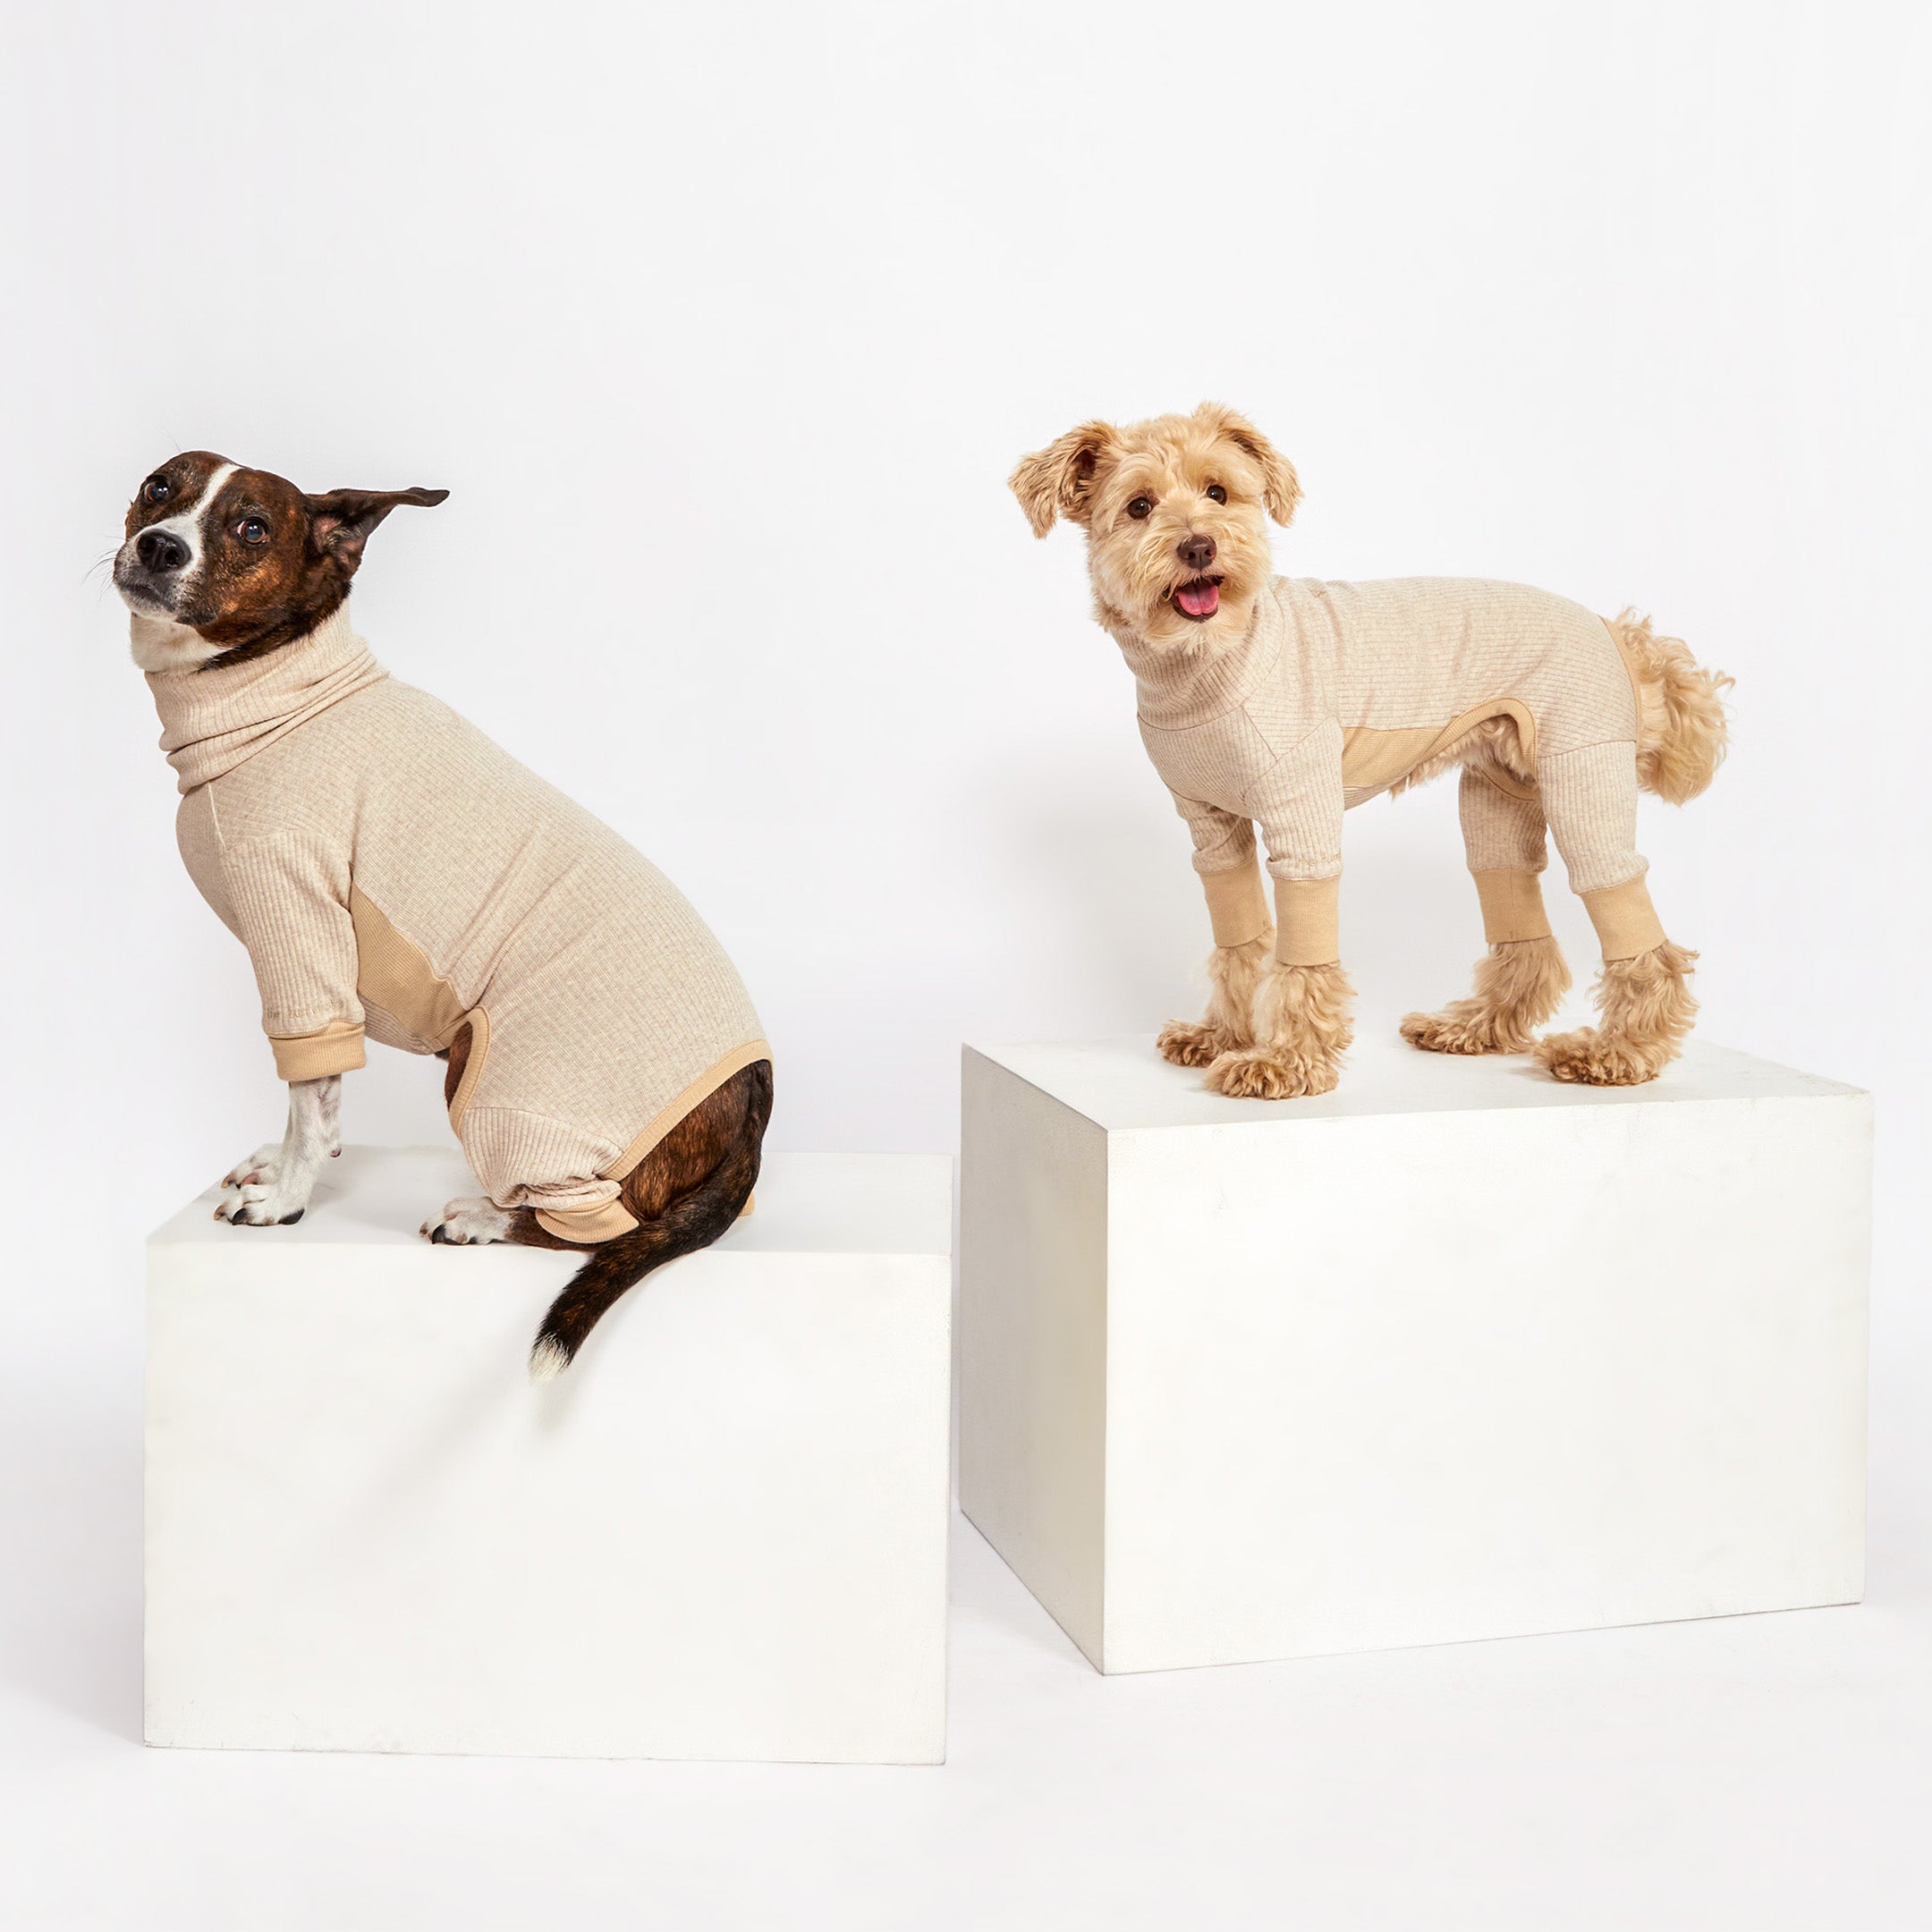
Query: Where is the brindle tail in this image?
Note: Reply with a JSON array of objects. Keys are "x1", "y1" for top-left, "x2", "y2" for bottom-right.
[{"x1": 528, "y1": 1062, "x2": 770, "y2": 1382}]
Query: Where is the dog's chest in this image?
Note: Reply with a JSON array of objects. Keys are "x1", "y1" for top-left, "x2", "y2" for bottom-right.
[{"x1": 1137, "y1": 708, "x2": 1283, "y2": 814}]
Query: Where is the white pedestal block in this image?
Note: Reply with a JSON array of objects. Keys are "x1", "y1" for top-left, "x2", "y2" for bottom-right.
[
  {"x1": 147, "y1": 1148, "x2": 951, "y2": 1762},
  {"x1": 960, "y1": 1035, "x2": 1870, "y2": 1675}
]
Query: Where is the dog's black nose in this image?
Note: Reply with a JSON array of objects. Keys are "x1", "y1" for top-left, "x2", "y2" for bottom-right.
[
  {"x1": 1179, "y1": 534, "x2": 1216, "y2": 571},
  {"x1": 137, "y1": 527, "x2": 190, "y2": 574}
]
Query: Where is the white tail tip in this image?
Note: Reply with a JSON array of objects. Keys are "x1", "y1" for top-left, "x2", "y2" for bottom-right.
[{"x1": 529, "y1": 1338, "x2": 570, "y2": 1385}]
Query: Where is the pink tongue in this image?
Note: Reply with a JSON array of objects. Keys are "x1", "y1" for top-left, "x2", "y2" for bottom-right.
[{"x1": 1177, "y1": 580, "x2": 1220, "y2": 617}]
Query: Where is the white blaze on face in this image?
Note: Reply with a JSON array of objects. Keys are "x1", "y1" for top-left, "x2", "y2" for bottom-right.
[
  {"x1": 147, "y1": 460, "x2": 239, "y2": 587},
  {"x1": 121, "y1": 461, "x2": 238, "y2": 670}
]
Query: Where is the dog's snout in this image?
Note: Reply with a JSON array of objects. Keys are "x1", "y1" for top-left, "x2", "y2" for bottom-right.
[
  {"x1": 1179, "y1": 533, "x2": 1216, "y2": 571},
  {"x1": 137, "y1": 528, "x2": 190, "y2": 574}
]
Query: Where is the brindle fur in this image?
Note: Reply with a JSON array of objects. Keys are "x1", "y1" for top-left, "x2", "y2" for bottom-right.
[{"x1": 505, "y1": 1059, "x2": 774, "y2": 1374}]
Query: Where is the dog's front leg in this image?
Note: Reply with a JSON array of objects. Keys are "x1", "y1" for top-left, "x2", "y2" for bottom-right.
[
  {"x1": 216, "y1": 1074, "x2": 342, "y2": 1226},
  {"x1": 1207, "y1": 958, "x2": 1356, "y2": 1098},
  {"x1": 1157, "y1": 936, "x2": 1271, "y2": 1068}
]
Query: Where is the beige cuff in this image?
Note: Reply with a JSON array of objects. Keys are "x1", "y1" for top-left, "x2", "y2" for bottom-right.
[
  {"x1": 269, "y1": 1021, "x2": 366, "y2": 1082},
  {"x1": 1473, "y1": 869, "x2": 1554, "y2": 945},
  {"x1": 534, "y1": 1196, "x2": 640, "y2": 1243},
  {"x1": 1201, "y1": 860, "x2": 1272, "y2": 949},
  {"x1": 1273, "y1": 875, "x2": 1341, "y2": 966},
  {"x1": 1582, "y1": 876, "x2": 1667, "y2": 961}
]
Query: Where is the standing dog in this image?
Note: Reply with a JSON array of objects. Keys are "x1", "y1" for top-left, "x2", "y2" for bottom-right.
[
  {"x1": 115, "y1": 453, "x2": 771, "y2": 1377},
  {"x1": 1011, "y1": 403, "x2": 1731, "y2": 1095}
]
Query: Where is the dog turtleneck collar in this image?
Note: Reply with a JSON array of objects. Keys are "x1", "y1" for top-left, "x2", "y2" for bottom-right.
[
  {"x1": 1110, "y1": 588, "x2": 1282, "y2": 732},
  {"x1": 145, "y1": 604, "x2": 388, "y2": 795}
]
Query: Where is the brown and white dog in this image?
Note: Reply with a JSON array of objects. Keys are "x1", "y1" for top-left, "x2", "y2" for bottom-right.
[
  {"x1": 115, "y1": 453, "x2": 771, "y2": 1377},
  {"x1": 1012, "y1": 403, "x2": 1732, "y2": 1094}
]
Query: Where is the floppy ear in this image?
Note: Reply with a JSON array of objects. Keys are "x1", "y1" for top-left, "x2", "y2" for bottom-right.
[
  {"x1": 306, "y1": 486, "x2": 449, "y2": 576},
  {"x1": 1199, "y1": 403, "x2": 1301, "y2": 526},
  {"x1": 1008, "y1": 421, "x2": 1119, "y2": 537}
]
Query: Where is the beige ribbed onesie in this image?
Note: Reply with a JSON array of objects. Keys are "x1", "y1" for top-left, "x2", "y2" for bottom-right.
[
  {"x1": 148, "y1": 606, "x2": 768, "y2": 1243},
  {"x1": 1123, "y1": 577, "x2": 1667, "y2": 965}
]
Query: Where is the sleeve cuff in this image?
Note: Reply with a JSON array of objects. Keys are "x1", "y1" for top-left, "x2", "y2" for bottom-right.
[
  {"x1": 1272, "y1": 875, "x2": 1341, "y2": 966},
  {"x1": 269, "y1": 1021, "x2": 366, "y2": 1081},
  {"x1": 534, "y1": 1197, "x2": 640, "y2": 1243},
  {"x1": 1472, "y1": 869, "x2": 1554, "y2": 945},
  {"x1": 1199, "y1": 860, "x2": 1272, "y2": 949},
  {"x1": 1581, "y1": 876, "x2": 1667, "y2": 961}
]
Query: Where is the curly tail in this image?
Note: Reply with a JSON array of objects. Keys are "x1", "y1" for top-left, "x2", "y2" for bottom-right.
[
  {"x1": 528, "y1": 1063, "x2": 770, "y2": 1383},
  {"x1": 1607, "y1": 608, "x2": 1734, "y2": 804}
]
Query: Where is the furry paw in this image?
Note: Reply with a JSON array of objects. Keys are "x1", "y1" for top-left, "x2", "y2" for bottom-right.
[
  {"x1": 215, "y1": 1180, "x2": 308, "y2": 1227},
  {"x1": 222, "y1": 1141, "x2": 286, "y2": 1189},
  {"x1": 1205, "y1": 1046, "x2": 1341, "y2": 1100},
  {"x1": 1400, "y1": 1001, "x2": 1513, "y2": 1056},
  {"x1": 1157, "y1": 1020, "x2": 1240, "y2": 1069},
  {"x1": 421, "y1": 1197, "x2": 515, "y2": 1245},
  {"x1": 1531, "y1": 1028, "x2": 1669, "y2": 1087}
]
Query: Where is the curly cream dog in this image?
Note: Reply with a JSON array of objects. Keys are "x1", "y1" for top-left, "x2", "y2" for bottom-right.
[{"x1": 1012, "y1": 403, "x2": 1731, "y2": 1094}]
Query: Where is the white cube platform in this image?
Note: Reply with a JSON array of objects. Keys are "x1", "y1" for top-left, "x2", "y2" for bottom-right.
[
  {"x1": 960, "y1": 1034, "x2": 1870, "y2": 1675},
  {"x1": 147, "y1": 1148, "x2": 951, "y2": 1763}
]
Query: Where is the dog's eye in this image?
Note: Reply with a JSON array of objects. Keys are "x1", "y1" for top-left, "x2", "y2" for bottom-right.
[
  {"x1": 142, "y1": 476, "x2": 170, "y2": 505},
  {"x1": 237, "y1": 517, "x2": 269, "y2": 546},
  {"x1": 1127, "y1": 497, "x2": 1152, "y2": 520},
  {"x1": 1205, "y1": 483, "x2": 1227, "y2": 504}
]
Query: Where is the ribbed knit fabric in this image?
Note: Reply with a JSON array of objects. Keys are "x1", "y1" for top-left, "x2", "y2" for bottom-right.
[
  {"x1": 1125, "y1": 577, "x2": 1652, "y2": 962},
  {"x1": 1460, "y1": 767, "x2": 1548, "y2": 876},
  {"x1": 148, "y1": 606, "x2": 767, "y2": 1238}
]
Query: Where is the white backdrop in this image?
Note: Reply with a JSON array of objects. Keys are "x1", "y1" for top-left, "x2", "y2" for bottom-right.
[{"x1": 4, "y1": 3, "x2": 1928, "y2": 1925}]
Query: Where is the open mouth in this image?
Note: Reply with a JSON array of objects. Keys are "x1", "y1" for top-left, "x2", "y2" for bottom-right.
[{"x1": 1171, "y1": 575, "x2": 1223, "y2": 621}]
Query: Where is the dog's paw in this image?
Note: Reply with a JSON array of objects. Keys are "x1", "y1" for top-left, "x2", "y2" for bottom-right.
[
  {"x1": 1205, "y1": 1046, "x2": 1341, "y2": 1100},
  {"x1": 1531, "y1": 1028, "x2": 1668, "y2": 1087},
  {"x1": 1401, "y1": 1002, "x2": 1511, "y2": 1056},
  {"x1": 221, "y1": 1141, "x2": 286, "y2": 1190},
  {"x1": 421, "y1": 1197, "x2": 515, "y2": 1245},
  {"x1": 1157, "y1": 1020, "x2": 1239, "y2": 1069},
  {"x1": 215, "y1": 1180, "x2": 309, "y2": 1227}
]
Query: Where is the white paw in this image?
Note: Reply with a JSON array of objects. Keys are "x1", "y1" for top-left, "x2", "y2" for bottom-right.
[
  {"x1": 222, "y1": 1141, "x2": 285, "y2": 1189},
  {"x1": 215, "y1": 1179, "x2": 309, "y2": 1227},
  {"x1": 421, "y1": 1197, "x2": 514, "y2": 1245}
]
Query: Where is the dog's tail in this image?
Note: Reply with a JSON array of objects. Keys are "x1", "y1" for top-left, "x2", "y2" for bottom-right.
[
  {"x1": 1608, "y1": 608, "x2": 1734, "y2": 804},
  {"x1": 528, "y1": 1063, "x2": 770, "y2": 1383}
]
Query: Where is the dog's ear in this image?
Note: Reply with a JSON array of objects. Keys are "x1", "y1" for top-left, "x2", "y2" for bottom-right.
[
  {"x1": 1198, "y1": 403, "x2": 1301, "y2": 527},
  {"x1": 306, "y1": 486, "x2": 449, "y2": 577},
  {"x1": 1009, "y1": 421, "x2": 1119, "y2": 537}
]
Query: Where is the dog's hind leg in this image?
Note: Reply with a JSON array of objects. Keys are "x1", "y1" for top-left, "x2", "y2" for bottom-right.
[
  {"x1": 1534, "y1": 942, "x2": 1698, "y2": 1086},
  {"x1": 1402, "y1": 768, "x2": 1570, "y2": 1055},
  {"x1": 1530, "y1": 742, "x2": 1697, "y2": 1085}
]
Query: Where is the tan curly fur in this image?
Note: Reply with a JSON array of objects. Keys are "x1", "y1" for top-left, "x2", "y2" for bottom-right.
[
  {"x1": 1157, "y1": 934, "x2": 1270, "y2": 1068},
  {"x1": 1206, "y1": 959, "x2": 1355, "y2": 1098},
  {"x1": 1532, "y1": 941, "x2": 1699, "y2": 1086},
  {"x1": 1400, "y1": 935, "x2": 1572, "y2": 1056},
  {"x1": 1606, "y1": 610, "x2": 1733, "y2": 804},
  {"x1": 1014, "y1": 403, "x2": 1729, "y2": 1096}
]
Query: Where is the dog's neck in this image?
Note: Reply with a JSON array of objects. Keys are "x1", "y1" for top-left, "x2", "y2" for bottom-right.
[
  {"x1": 1104, "y1": 586, "x2": 1281, "y2": 730},
  {"x1": 144, "y1": 603, "x2": 388, "y2": 795}
]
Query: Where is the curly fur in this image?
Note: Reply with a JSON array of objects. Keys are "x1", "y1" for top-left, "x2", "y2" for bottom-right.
[
  {"x1": 1533, "y1": 942, "x2": 1699, "y2": 1086},
  {"x1": 1607, "y1": 610, "x2": 1733, "y2": 803},
  {"x1": 1400, "y1": 935, "x2": 1572, "y2": 1056},
  {"x1": 1013, "y1": 404, "x2": 1728, "y2": 1097},
  {"x1": 1205, "y1": 959, "x2": 1355, "y2": 1098},
  {"x1": 1157, "y1": 935, "x2": 1269, "y2": 1067}
]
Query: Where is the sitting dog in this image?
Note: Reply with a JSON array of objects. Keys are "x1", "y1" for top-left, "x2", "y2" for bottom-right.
[
  {"x1": 1011, "y1": 402, "x2": 1732, "y2": 1095},
  {"x1": 115, "y1": 453, "x2": 771, "y2": 1377}
]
